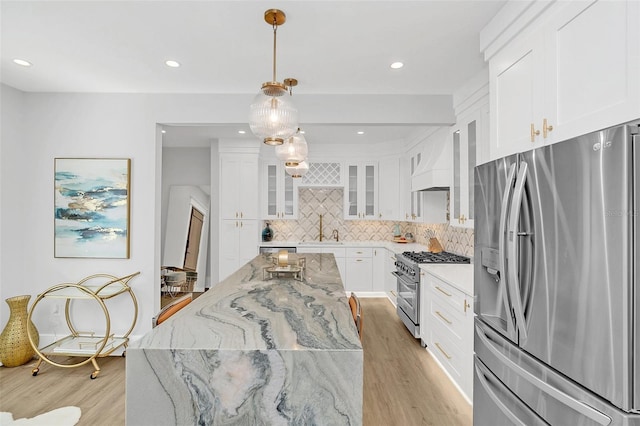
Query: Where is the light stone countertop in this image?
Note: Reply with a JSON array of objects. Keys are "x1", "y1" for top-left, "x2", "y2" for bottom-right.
[
  {"x1": 260, "y1": 240, "x2": 429, "y2": 255},
  {"x1": 126, "y1": 253, "x2": 363, "y2": 425}
]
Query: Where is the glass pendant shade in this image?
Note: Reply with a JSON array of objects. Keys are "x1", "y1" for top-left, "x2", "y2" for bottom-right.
[
  {"x1": 275, "y1": 132, "x2": 308, "y2": 166},
  {"x1": 285, "y1": 160, "x2": 309, "y2": 178},
  {"x1": 249, "y1": 89, "x2": 299, "y2": 145}
]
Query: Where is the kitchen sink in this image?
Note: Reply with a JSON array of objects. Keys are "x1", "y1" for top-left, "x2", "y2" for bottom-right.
[{"x1": 297, "y1": 241, "x2": 343, "y2": 245}]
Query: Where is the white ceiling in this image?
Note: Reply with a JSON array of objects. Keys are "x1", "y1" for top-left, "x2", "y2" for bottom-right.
[{"x1": 1, "y1": 1, "x2": 506, "y2": 146}]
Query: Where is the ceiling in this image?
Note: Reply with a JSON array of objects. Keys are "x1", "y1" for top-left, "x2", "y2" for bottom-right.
[{"x1": 1, "y1": 1, "x2": 506, "y2": 146}]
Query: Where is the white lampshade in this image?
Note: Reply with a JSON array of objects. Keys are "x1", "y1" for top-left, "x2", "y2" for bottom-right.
[
  {"x1": 285, "y1": 160, "x2": 309, "y2": 178},
  {"x1": 249, "y1": 91, "x2": 298, "y2": 145},
  {"x1": 275, "y1": 132, "x2": 308, "y2": 166}
]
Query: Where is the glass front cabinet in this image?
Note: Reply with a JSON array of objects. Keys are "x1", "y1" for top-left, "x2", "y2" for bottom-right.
[
  {"x1": 344, "y1": 162, "x2": 378, "y2": 220},
  {"x1": 450, "y1": 104, "x2": 487, "y2": 228},
  {"x1": 261, "y1": 161, "x2": 298, "y2": 220}
]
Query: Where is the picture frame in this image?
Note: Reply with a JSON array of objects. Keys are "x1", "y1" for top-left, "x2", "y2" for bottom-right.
[{"x1": 54, "y1": 158, "x2": 131, "y2": 258}]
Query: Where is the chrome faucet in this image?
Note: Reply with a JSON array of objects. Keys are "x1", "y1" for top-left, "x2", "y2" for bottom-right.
[
  {"x1": 318, "y1": 214, "x2": 324, "y2": 242},
  {"x1": 331, "y1": 229, "x2": 339, "y2": 242}
]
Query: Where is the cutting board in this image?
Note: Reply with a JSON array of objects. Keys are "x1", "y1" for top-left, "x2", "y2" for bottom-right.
[{"x1": 429, "y1": 238, "x2": 443, "y2": 253}]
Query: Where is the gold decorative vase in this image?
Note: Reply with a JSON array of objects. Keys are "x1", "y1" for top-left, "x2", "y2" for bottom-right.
[{"x1": 0, "y1": 295, "x2": 39, "y2": 367}]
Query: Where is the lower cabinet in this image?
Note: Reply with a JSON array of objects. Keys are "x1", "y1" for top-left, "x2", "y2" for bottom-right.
[
  {"x1": 345, "y1": 247, "x2": 373, "y2": 292},
  {"x1": 422, "y1": 270, "x2": 474, "y2": 402},
  {"x1": 384, "y1": 249, "x2": 397, "y2": 304},
  {"x1": 219, "y1": 220, "x2": 259, "y2": 281}
]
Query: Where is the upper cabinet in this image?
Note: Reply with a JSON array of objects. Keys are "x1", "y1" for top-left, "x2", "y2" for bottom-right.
[
  {"x1": 261, "y1": 161, "x2": 298, "y2": 220},
  {"x1": 451, "y1": 101, "x2": 488, "y2": 228},
  {"x1": 344, "y1": 162, "x2": 378, "y2": 220},
  {"x1": 220, "y1": 152, "x2": 259, "y2": 220},
  {"x1": 486, "y1": 0, "x2": 640, "y2": 161},
  {"x1": 378, "y1": 155, "x2": 401, "y2": 221}
]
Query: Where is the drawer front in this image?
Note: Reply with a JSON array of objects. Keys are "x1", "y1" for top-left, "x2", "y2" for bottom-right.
[
  {"x1": 429, "y1": 273, "x2": 468, "y2": 313},
  {"x1": 346, "y1": 247, "x2": 373, "y2": 257},
  {"x1": 430, "y1": 295, "x2": 466, "y2": 343},
  {"x1": 429, "y1": 318, "x2": 466, "y2": 383}
]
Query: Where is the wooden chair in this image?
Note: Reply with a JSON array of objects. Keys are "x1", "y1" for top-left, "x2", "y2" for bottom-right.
[
  {"x1": 152, "y1": 294, "x2": 192, "y2": 327},
  {"x1": 348, "y1": 292, "x2": 363, "y2": 339}
]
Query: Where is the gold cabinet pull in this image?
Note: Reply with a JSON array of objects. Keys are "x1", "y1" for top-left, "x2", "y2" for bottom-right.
[
  {"x1": 235, "y1": 221, "x2": 238, "y2": 227},
  {"x1": 235, "y1": 212, "x2": 238, "y2": 218},
  {"x1": 543, "y1": 118, "x2": 554, "y2": 138},
  {"x1": 464, "y1": 299, "x2": 471, "y2": 313},
  {"x1": 240, "y1": 221, "x2": 243, "y2": 228},
  {"x1": 530, "y1": 123, "x2": 540, "y2": 142},
  {"x1": 240, "y1": 212, "x2": 243, "y2": 219},
  {"x1": 435, "y1": 286, "x2": 452, "y2": 297},
  {"x1": 435, "y1": 342, "x2": 452, "y2": 360},
  {"x1": 356, "y1": 259, "x2": 363, "y2": 262},
  {"x1": 436, "y1": 311, "x2": 452, "y2": 324},
  {"x1": 379, "y1": 213, "x2": 382, "y2": 218}
]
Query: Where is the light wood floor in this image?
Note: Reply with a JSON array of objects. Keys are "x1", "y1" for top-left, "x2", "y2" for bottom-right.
[{"x1": 0, "y1": 298, "x2": 472, "y2": 426}]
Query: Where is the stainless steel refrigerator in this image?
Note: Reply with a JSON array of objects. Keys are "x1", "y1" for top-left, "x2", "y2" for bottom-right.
[{"x1": 474, "y1": 120, "x2": 640, "y2": 425}]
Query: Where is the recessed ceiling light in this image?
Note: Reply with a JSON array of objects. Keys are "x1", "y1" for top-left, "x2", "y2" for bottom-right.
[
  {"x1": 390, "y1": 62, "x2": 404, "y2": 69},
  {"x1": 238, "y1": 130, "x2": 246, "y2": 134},
  {"x1": 357, "y1": 131, "x2": 365, "y2": 135},
  {"x1": 13, "y1": 59, "x2": 32, "y2": 67},
  {"x1": 161, "y1": 130, "x2": 167, "y2": 134},
  {"x1": 165, "y1": 60, "x2": 180, "y2": 68}
]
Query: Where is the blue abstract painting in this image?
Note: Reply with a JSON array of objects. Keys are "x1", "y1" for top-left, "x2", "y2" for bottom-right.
[{"x1": 54, "y1": 158, "x2": 130, "y2": 258}]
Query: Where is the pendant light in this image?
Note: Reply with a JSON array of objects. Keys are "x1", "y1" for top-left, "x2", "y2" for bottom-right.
[
  {"x1": 249, "y1": 9, "x2": 299, "y2": 146},
  {"x1": 275, "y1": 128, "x2": 308, "y2": 167},
  {"x1": 285, "y1": 161, "x2": 309, "y2": 178}
]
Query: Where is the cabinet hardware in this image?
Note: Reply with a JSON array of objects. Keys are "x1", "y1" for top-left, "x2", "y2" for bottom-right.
[
  {"x1": 435, "y1": 342, "x2": 452, "y2": 360},
  {"x1": 406, "y1": 213, "x2": 409, "y2": 219},
  {"x1": 435, "y1": 286, "x2": 452, "y2": 297},
  {"x1": 390, "y1": 256, "x2": 396, "y2": 261},
  {"x1": 240, "y1": 212, "x2": 243, "y2": 219},
  {"x1": 235, "y1": 221, "x2": 238, "y2": 227},
  {"x1": 530, "y1": 123, "x2": 540, "y2": 142},
  {"x1": 240, "y1": 221, "x2": 243, "y2": 228},
  {"x1": 464, "y1": 299, "x2": 471, "y2": 313},
  {"x1": 390, "y1": 290, "x2": 397, "y2": 296},
  {"x1": 235, "y1": 212, "x2": 238, "y2": 218},
  {"x1": 436, "y1": 311, "x2": 452, "y2": 324},
  {"x1": 543, "y1": 118, "x2": 554, "y2": 138},
  {"x1": 356, "y1": 259, "x2": 363, "y2": 262}
]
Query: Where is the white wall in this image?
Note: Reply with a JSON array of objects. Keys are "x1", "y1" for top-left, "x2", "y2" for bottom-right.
[{"x1": 0, "y1": 84, "x2": 27, "y2": 324}]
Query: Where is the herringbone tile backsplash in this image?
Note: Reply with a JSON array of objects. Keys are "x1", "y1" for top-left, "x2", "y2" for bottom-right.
[{"x1": 267, "y1": 188, "x2": 474, "y2": 257}]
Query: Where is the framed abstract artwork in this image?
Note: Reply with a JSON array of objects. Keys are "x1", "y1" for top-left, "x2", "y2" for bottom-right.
[{"x1": 54, "y1": 158, "x2": 131, "y2": 258}]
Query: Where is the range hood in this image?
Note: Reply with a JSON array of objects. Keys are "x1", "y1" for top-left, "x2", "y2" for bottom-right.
[{"x1": 411, "y1": 127, "x2": 451, "y2": 191}]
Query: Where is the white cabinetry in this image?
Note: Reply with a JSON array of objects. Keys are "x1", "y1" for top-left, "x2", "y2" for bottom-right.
[
  {"x1": 219, "y1": 220, "x2": 259, "y2": 281},
  {"x1": 408, "y1": 152, "x2": 423, "y2": 222},
  {"x1": 218, "y1": 143, "x2": 260, "y2": 281},
  {"x1": 345, "y1": 247, "x2": 373, "y2": 292},
  {"x1": 261, "y1": 161, "x2": 298, "y2": 219},
  {"x1": 489, "y1": 0, "x2": 639, "y2": 160},
  {"x1": 422, "y1": 269, "x2": 474, "y2": 402},
  {"x1": 220, "y1": 153, "x2": 259, "y2": 220},
  {"x1": 384, "y1": 249, "x2": 397, "y2": 304},
  {"x1": 344, "y1": 162, "x2": 378, "y2": 220},
  {"x1": 372, "y1": 248, "x2": 385, "y2": 293},
  {"x1": 377, "y1": 156, "x2": 401, "y2": 221},
  {"x1": 450, "y1": 102, "x2": 488, "y2": 229}
]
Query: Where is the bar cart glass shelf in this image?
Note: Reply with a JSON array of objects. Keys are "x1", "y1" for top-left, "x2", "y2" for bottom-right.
[{"x1": 27, "y1": 272, "x2": 139, "y2": 379}]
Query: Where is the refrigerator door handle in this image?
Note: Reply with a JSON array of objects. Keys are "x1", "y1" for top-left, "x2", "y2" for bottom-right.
[
  {"x1": 474, "y1": 359, "x2": 529, "y2": 426},
  {"x1": 476, "y1": 324, "x2": 612, "y2": 426},
  {"x1": 507, "y1": 161, "x2": 529, "y2": 344},
  {"x1": 500, "y1": 163, "x2": 518, "y2": 339}
]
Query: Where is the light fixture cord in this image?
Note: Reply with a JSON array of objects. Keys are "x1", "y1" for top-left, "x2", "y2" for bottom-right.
[{"x1": 272, "y1": 18, "x2": 278, "y2": 83}]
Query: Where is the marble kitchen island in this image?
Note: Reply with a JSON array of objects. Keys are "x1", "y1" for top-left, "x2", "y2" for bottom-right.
[{"x1": 126, "y1": 253, "x2": 363, "y2": 425}]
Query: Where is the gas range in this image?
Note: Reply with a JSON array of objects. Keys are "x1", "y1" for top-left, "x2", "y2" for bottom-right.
[{"x1": 400, "y1": 251, "x2": 471, "y2": 264}]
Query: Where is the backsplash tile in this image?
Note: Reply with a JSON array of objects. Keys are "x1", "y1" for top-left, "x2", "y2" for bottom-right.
[{"x1": 267, "y1": 188, "x2": 474, "y2": 257}]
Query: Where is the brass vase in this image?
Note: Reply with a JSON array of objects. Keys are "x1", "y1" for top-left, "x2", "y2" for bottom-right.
[{"x1": 0, "y1": 295, "x2": 39, "y2": 367}]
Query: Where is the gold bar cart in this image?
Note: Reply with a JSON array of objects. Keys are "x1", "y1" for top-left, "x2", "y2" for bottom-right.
[{"x1": 27, "y1": 272, "x2": 139, "y2": 379}]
